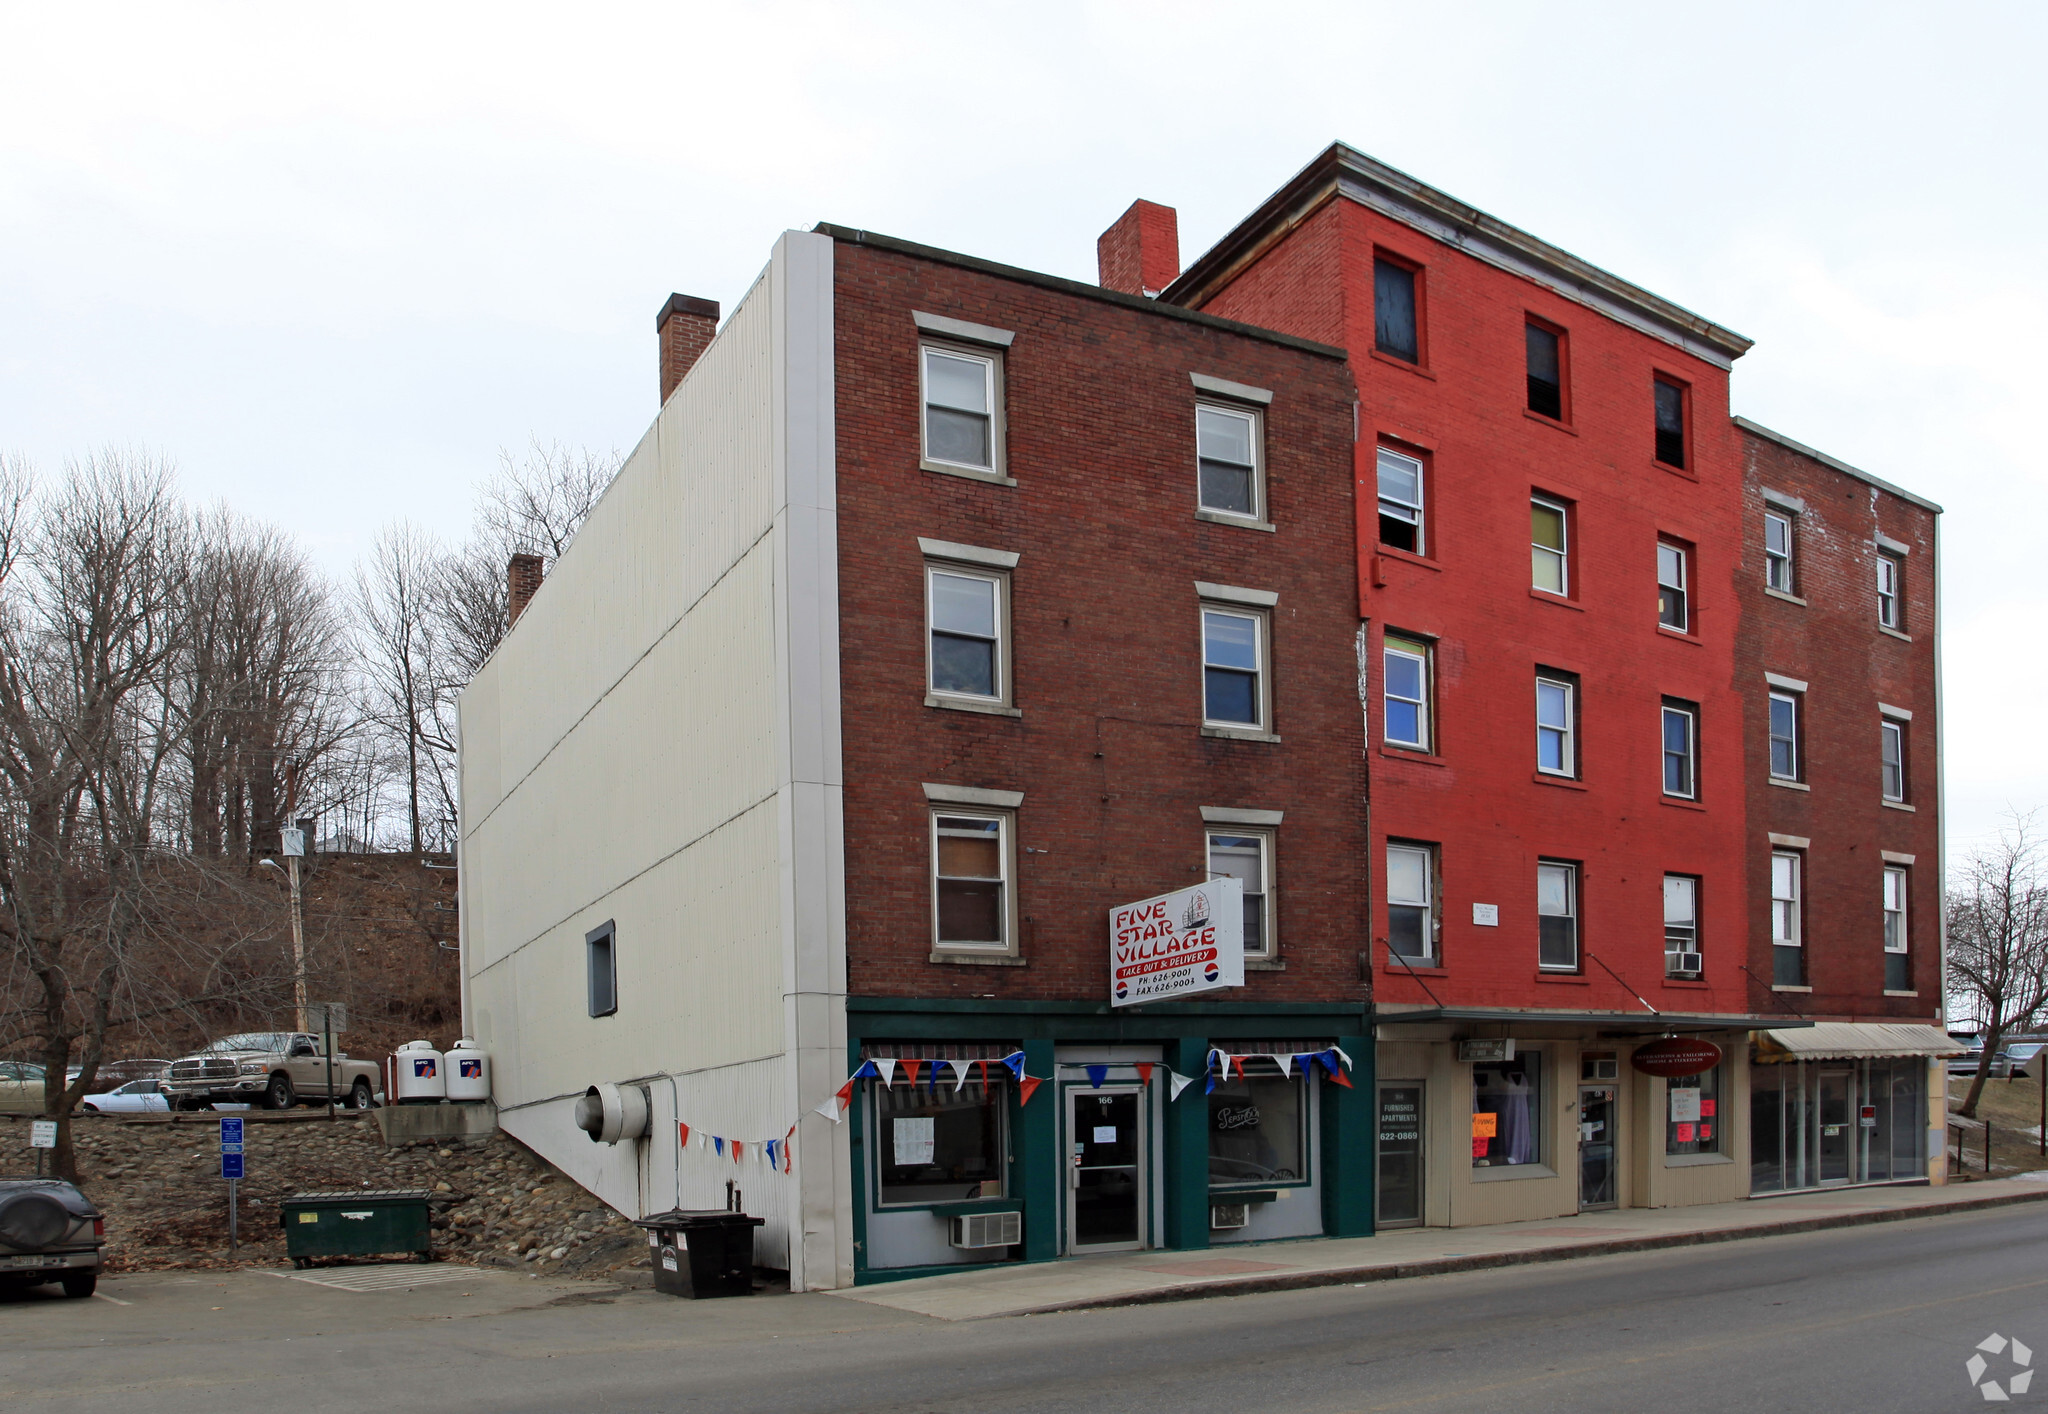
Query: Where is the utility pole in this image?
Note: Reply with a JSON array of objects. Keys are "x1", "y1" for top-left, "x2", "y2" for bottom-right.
[{"x1": 284, "y1": 758, "x2": 306, "y2": 1033}]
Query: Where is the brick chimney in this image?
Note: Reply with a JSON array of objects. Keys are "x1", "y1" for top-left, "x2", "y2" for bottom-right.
[
  {"x1": 658, "y1": 293, "x2": 721, "y2": 405},
  {"x1": 507, "y1": 552, "x2": 544, "y2": 628},
  {"x1": 1097, "y1": 200, "x2": 1180, "y2": 297}
]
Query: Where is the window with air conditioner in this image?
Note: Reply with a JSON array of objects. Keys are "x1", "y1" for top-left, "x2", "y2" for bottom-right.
[{"x1": 1664, "y1": 875, "x2": 1701, "y2": 979}]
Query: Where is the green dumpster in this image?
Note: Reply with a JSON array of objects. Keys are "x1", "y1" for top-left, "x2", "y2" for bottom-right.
[{"x1": 281, "y1": 1189, "x2": 433, "y2": 1267}]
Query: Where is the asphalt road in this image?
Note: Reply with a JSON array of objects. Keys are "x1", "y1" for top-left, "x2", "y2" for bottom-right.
[{"x1": 9, "y1": 1204, "x2": 2048, "y2": 1413}]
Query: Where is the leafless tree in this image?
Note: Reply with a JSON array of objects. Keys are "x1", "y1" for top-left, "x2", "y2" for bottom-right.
[
  {"x1": 1948, "y1": 811, "x2": 2048, "y2": 1118},
  {"x1": 351, "y1": 523, "x2": 453, "y2": 856},
  {"x1": 477, "y1": 438, "x2": 617, "y2": 563}
]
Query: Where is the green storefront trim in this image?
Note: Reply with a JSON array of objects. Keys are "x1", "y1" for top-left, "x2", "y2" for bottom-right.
[{"x1": 847, "y1": 996, "x2": 1374, "y2": 1282}]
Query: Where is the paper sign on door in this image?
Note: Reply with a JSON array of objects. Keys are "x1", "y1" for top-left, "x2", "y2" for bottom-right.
[
  {"x1": 893, "y1": 1116, "x2": 935, "y2": 1166},
  {"x1": 1471, "y1": 1112, "x2": 1498, "y2": 1139},
  {"x1": 1092, "y1": 1126, "x2": 1117, "y2": 1144},
  {"x1": 1669, "y1": 1088, "x2": 1702, "y2": 1123}
]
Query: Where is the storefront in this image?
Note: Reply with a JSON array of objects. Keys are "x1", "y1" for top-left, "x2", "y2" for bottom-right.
[
  {"x1": 1373, "y1": 1009, "x2": 1786, "y2": 1228},
  {"x1": 845, "y1": 1001, "x2": 1373, "y2": 1281},
  {"x1": 1749, "y1": 1024, "x2": 1959, "y2": 1193}
]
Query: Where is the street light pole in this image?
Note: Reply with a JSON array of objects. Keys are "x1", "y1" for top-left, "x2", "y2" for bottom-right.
[{"x1": 288, "y1": 850, "x2": 306, "y2": 1034}]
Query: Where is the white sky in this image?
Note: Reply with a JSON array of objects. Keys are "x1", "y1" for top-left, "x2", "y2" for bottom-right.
[{"x1": 2, "y1": 2, "x2": 2040, "y2": 864}]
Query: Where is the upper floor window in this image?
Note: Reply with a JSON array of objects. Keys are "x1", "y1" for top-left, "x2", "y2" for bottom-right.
[
  {"x1": 1202, "y1": 608, "x2": 1266, "y2": 730},
  {"x1": 1768, "y1": 691, "x2": 1801, "y2": 781},
  {"x1": 1383, "y1": 635, "x2": 1432, "y2": 751},
  {"x1": 1374, "y1": 256, "x2": 1420, "y2": 363},
  {"x1": 927, "y1": 565, "x2": 1007, "y2": 703},
  {"x1": 1207, "y1": 830, "x2": 1273, "y2": 960},
  {"x1": 1883, "y1": 865, "x2": 1909, "y2": 991},
  {"x1": 922, "y1": 346, "x2": 1000, "y2": 473},
  {"x1": 1525, "y1": 321, "x2": 1565, "y2": 421},
  {"x1": 1196, "y1": 404, "x2": 1261, "y2": 520},
  {"x1": 1536, "y1": 674, "x2": 1576, "y2": 777},
  {"x1": 1657, "y1": 541, "x2": 1690, "y2": 631},
  {"x1": 1386, "y1": 842, "x2": 1438, "y2": 966},
  {"x1": 1881, "y1": 718, "x2": 1907, "y2": 802},
  {"x1": 1662, "y1": 701, "x2": 1698, "y2": 799},
  {"x1": 1771, "y1": 851, "x2": 1804, "y2": 985},
  {"x1": 1764, "y1": 511, "x2": 1796, "y2": 594},
  {"x1": 1377, "y1": 446, "x2": 1425, "y2": 553},
  {"x1": 1537, "y1": 861, "x2": 1579, "y2": 970},
  {"x1": 1877, "y1": 552, "x2": 1904, "y2": 630},
  {"x1": 1531, "y1": 496, "x2": 1570, "y2": 595},
  {"x1": 1664, "y1": 875, "x2": 1701, "y2": 978},
  {"x1": 1653, "y1": 377, "x2": 1688, "y2": 469},
  {"x1": 933, "y1": 810, "x2": 1013, "y2": 952}
]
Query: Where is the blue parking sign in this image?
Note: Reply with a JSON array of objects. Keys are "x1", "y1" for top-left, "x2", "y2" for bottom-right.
[
  {"x1": 219, "y1": 1116, "x2": 243, "y2": 1146},
  {"x1": 220, "y1": 1150, "x2": 244, "y2": 1179}
]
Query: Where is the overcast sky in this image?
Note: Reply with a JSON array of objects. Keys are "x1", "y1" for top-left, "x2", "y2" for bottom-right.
[{"x1": 2, "y1": 3, "x2": 2040, "y2": 862}]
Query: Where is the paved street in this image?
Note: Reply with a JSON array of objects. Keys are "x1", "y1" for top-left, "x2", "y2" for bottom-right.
[{"x1": 8, "y1": 1205, "x2": 2048, "y2": 1413}]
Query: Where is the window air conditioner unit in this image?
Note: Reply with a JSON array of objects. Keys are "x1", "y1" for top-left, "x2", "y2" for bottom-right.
[
  {"x1": 950, "y1": 1211, "x2": 1021, "y2": 1249},
  {"x1": 1666, "y1": 951, "x2": 1703, "y2": 978},
  {"x1": 1210, "y1": 1202, "x2": 1250, "y2": 1231}
]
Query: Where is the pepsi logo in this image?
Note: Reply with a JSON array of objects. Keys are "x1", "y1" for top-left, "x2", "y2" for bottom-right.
[
  {"x1": 1204, "y1": 963, "x2": 1220, "y2": 982},
  {"x1": 1115, "y1": 981, "x2": 1129, "y2": 1000}
]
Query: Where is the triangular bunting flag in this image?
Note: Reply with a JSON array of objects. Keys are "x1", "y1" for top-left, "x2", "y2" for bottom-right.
[
  {"x1": 1002, "y1": 1051, "x2": 1026, "y2": 1082},
  {"x1": 677, "y1": 1121, "x2": 691, "y2": 1148},
  {"x1": 1135, "y1": 1062, "x2": 1154, "y2": 1085},
  {"x1": 853, "y1": 1059, "x2": 880, "y2": 1081},
  {"x1": 713, "y1": 1136, "x2": 725, "y2": 1157},
  {"x1": 1277, "y1": 1053, "x2": 1294, "y2": 1077},
  {"x1": 901, "y1": 1058, "x2": 923, "y2": 1087},
  {"x1": 875, "y1": 1058, "x2": 897, "y2": 1087},
  {"x1": 1328, "y1": 1066, "x2": 1354, "y2": 1089},
  {"x1": 952, "y1": 1059, "x2": 970, "y2": 1093},
  {"x1": 764, "y1": 1140, "x2": 776, "y2": 1169},
  {"x1": 1168, "y1": 1069, "x2": 1194, "y2": 1101},
  {"x1": 1018, "y1": 1074, "x2": 1043, "y2": 1105},
  {"x1": 1317, "y1": 1049, "x2": 1340, "y2": 1078},
  {"x1": 732, "y1": 1140, "x2": 744, "y2": 1163},
  {"x1": 978, "y1": 1058, "x2": 990, "y2": 1089},
  {"x1": 1332, "y1": 1044, "x2": 1353, "y2": 1069},
  {"x1": 1085, "y1": 1064, "x2": 1107, "y2": 1089}
]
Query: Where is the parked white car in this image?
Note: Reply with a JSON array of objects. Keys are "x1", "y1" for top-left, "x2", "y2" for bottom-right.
[{"x1": 78, "y1": 1079, "x2": 170, "y2": 1114}]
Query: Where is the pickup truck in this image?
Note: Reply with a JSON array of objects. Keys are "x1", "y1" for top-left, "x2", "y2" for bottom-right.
[{"x1": 162, "y1": 1033, "x2": 383, "y2": 1111}]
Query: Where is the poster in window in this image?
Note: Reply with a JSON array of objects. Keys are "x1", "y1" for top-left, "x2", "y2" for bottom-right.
[
  {"x1": 1669, "y1": 1087, "x2": 1702, "y2": 1123},
  {"x1": 1675, "y1": 1122, "x2": 1696, "y2": 1144},
  {"x1": 892, "y1": 1116, "x2": 935, "y2": 1167}
]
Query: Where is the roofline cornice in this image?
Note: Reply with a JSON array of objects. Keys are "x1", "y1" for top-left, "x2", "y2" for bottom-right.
[
  {"x1": 1734, "y1": 416, "x2": 1944, "y2": 515},
  {"x1": 1162, "y1": 143, "x2": 1756, "y2": 370}
]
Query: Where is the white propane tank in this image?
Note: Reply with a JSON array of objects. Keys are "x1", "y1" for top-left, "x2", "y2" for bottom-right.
[
  {"x1": 394, "y1": 1040, "x2": 448, "y2": 1103},
  {"x1": 445, "y1": 1039, "x2": 491, "y2": 1102}
]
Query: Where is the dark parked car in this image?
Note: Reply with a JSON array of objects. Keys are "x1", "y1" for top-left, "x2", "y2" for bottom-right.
[{"x1": 0, "y1": 1178, "x2": 104, "y2": 1298}]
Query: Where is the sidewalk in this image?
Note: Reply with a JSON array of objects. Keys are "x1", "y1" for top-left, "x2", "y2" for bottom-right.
[{"x1": 828, "y1": 1178, "x2": 2048, "y2": 1320}]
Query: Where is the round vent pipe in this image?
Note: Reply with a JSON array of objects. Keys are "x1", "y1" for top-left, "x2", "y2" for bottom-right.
[{"x1": 573, "y1": 1082, "x2": 650, "y2": 1145}]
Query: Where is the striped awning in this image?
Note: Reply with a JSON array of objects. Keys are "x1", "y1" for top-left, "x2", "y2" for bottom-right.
[{"x1": 1753, "y1": 1023, "x2": 1965, "y2": 1062}]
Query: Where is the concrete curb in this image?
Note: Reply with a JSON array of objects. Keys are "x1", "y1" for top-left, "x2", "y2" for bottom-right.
[{"x1": 997, "y1": 1185, "x2": 2048, "y2": 1319}]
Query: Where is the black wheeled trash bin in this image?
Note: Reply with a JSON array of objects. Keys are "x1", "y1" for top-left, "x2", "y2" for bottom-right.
[{"x1": 632, "y1": 1209, "x2": 764, "y2": 1297}]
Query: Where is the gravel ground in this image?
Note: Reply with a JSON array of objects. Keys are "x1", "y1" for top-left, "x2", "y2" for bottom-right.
[{"x1": 0, "y1": 1111, "x2": 649, "y2": 1281}]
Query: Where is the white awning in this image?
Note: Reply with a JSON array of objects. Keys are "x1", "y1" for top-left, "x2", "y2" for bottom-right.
[{"x1": 1754, "y1": 1023, "x2": 1964, "y2": 1062}]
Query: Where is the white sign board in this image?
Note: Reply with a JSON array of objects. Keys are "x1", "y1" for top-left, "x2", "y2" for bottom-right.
[
  {"x1": 1110, "y1": 877, "x2": 1243, "y2": 1007},
  {"x1": 29, "y1": 1119, "x2": 57, "y2": 1149},
  {"x1": 1472, "y1": 903, "x2": 1499, "y2": 927},
  {"x1": 281, "y1": 826, "x2": 305, "y2": 857},
  {"x1": 1669, "y1": 1087, "x2": 1702, "y2": 1123}
]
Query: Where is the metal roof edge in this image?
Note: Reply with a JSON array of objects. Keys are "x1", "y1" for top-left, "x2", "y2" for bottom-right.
[
  {"x1": 1162, "y1": 143, "x2": 1754, "y2": 369},
  {"x1": 1734, "y1": 416, "x2": 1944, "y2": 515},
  {"x1": 812, "y1": 223, "x2": 1347, "y2": 362}
]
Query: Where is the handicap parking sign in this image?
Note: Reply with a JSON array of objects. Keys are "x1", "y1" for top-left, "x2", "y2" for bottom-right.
[{"x1": 221, "y1": 1150, "x2": 244, "y2": 1180}]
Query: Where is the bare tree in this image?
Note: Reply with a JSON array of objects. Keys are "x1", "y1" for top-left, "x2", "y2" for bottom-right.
[
  {"x1": 477, "y1": 439, "x2": 617, "y2": 563},
  {"x1": 352, "y1": 524, "x2": 453, "y2": 855},
  {"x1": 1948, "y1": 812, "x2": 2048, "y2": 1118}
]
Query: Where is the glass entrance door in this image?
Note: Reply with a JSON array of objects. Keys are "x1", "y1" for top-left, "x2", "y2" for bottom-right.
[
  {"x1": 1578, "y1": 1085, "x2": 1618, "y2": 1210},
  {"x1": 1376, "y1": 1083, "x2": 1424, "y2": 1227},
  {"x1": 1817, "y1": 1068, "x2": 1852, "y2": 1183},
  {"x1": 1068, "y1": 1088, "x2": 1145, "y2": 1252}
]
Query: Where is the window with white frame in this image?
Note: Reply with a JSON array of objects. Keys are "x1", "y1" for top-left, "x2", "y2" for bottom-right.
[
  {"x1": 1662, "y1": 700, "x2": 1698, "y2": 799},
  {"x1": 1196, "y1": 404, "x2": 1261, "y2": 519},
  {"x1": 1378, "y1": 446, "x2": 1426, "y2": 553},
  {"x1": 1881, "y1": 718, "x2": 1907, "y2": 802},
  {"x1": 1536, "y1": 674, "x2": 1576, "y2": 776},
  {"x1": 1771, "y1": 851, "x2": 1804, "y2": 985},
  {"x1": 926, "y1": 565, "x2": 1006, "y2": 702},
  {"x1": 932, "y1": 811, "x2": 1012, "y2": 951},
  {"x1": 1658, "y1": 541, "x2": 1689, "y2": 631},
  {"x1": 1664, "y1": 875, "x2": 1700, "y2": 978},
  {"x1": 1207, "y1": 830, "x2": 1273, "y2": 959},
  {"x1": 1877, "y1": 552, "x2": 1904, "y2": 629},
  {"x1": 1383, "y1": 635, "x2": 1432, "y2": 751},
  {"x1": 922, "y1": 346, "x2": 999, "y2": 472},
  {"x1": 1532, "y1": 496, "x2": 1570, "y2": 594},
  {"x1": 1768, "y1": 691, "x2": 1800, "y2": 781},
  {"x1": 1884, "y1": 865, "x2": 1909, "y2": 991},
  {"x1": 1537, "y1": 860, "x2": 1578, "y2": 970},
  {"x1": 1386, "y1": 842, "x2": 1437, "y2": 965},
  {"x1": 1764, "y1": 511, "x2": 1795, "y2": 593},
  {"x1": 1202, "y1": 608, "x2": 1266, "y2": 729}
]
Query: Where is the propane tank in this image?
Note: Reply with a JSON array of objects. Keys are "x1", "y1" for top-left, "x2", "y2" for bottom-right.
[
  {"x1": 445, "y1": 1038, "x2": 491, "y2": 1102},
  {"x1": 394, "y1": 1040, "x2": 448, "y2": 1104}
]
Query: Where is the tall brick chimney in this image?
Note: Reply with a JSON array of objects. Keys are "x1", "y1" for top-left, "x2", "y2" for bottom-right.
[
  {"x1": 507, "y1": 552, "x2": 544, "y2": 628},
  {"x1": 658, "y1": 293, "x2": 721, "y2": 405},
  {"x1": 1097, "y1": 200, "x2": 1180, "y2": 298}
]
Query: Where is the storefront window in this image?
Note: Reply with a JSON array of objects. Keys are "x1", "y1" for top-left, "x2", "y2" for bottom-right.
[
  {"x1": 1666, "y1": 1066, "x2": 1722, "y2": 1156},
  {"x1": 1208, "y1": 1071, "x2": 1308, "y2": 1186},
  {"x1": 874, "y1": 1079, "x2": 1007, "y2": 1205},
  {"x1": 1749, "y1": 1056, "x2": 1926, "y2": 1193},
  {"x1": 1473, "y1": 1054, "x2": 1542, "y2": 1167}
]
